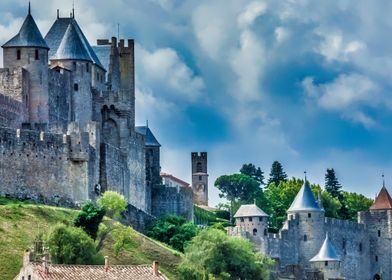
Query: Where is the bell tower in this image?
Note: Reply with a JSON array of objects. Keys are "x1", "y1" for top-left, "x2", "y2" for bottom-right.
[{"x1": 191, "y1": 152, "x2": 208, "y2": 205}]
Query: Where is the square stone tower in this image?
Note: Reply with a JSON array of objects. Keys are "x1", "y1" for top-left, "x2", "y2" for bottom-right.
[{"x1": 191, "y1": 152, "x2": 208, "y2": 205}]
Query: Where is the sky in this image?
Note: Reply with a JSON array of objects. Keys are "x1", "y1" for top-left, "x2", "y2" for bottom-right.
[{"x1": 1, "y1": 0, "x2": 392, "y2": 206}]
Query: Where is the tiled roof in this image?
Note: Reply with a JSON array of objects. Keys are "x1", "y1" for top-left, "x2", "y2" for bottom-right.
[
  {"x1": 234, "y1": 204, "x2": 269, "y2": 218},
  {"x1": 310, "y1": 234, "x2": 340, "y2": 262},
  {"x1": 53, "y1": 24, "x2": 91, "y2": 61},
  {"x1": 135, "y1": 126, "x2": 161, "y2": 147},
  {"x1": 287, "y1": 180, "x2": 323, "y2": 213},
  {"x1": 30, "y1": 263, "x2": 168, "y2": 280},
  {"x1": 370, "y1": 186, "x2": 392, "y2": 210},
  {"x1": 2, "y1": 14, "x2": 49, "y2": 49},
  {"x1": 161, "y1": 172, "x2": 190, "y2": 187},
  {"x1": 45, "y1": 17, "x2": 104, "y2": 69}
]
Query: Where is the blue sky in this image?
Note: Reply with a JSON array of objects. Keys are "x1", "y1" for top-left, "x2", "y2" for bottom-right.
[{"x1": 1, "y1": 0, "x2": 392, "y2": 206}]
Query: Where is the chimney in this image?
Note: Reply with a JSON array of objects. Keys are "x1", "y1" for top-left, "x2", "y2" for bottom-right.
[
  {"x1": 104, "y1": 256, "x2": 109, "y2": 272},
  {"x1": 43, "y1": 254, "x2": 49, "y2": 275},
  {"x1": 23, "y1": 250, "x2": 32, "y2": 267},
  {"x1": 152, "y1": 261, "x2": 159, "y2": 276}
]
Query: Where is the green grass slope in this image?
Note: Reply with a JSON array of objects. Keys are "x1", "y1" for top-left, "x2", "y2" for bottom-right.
[{"x1": 0, "y1": 198, "x2": 182, "y2": 280}]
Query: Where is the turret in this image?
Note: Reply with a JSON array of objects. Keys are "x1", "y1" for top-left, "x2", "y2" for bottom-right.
[
  {"x1": 2, "y1": 3, "x2": 49, "y2": 124},
  {"x1": 310, "y1": 233, "x2": 342, "y2": 279},
  {"x1": 287, "y1": 175, "x2": 325, "y2": 267},
  {"x1": 191, "y1": 152, "x2": 209, "y2": 205}
]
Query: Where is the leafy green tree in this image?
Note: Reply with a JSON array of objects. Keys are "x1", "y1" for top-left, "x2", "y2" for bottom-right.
[
  {"x1": 321, "y1": 191, "x2": 341, "y2": 219},
  {"x1": 97, "y1": 191, "x2": 127, "y2": 219},
  {"x1": 240, "y1": 163, "x2": 265, "y2": 185},
  {"x1": 46, "y1": 223, "x2": 101, "y2": 264},
  {"x1": 325, "y1": 168, "x2": 343, "y2": 199},
  {"x1": 178, "y1": 229, "x2": 274, "y2": 280},
  {"x1": 112, "y1": 227, "x2": 136, "y2": 257},
  {"x1": 74, "y1": 201, "x2": 105, "y2": 240},
  {"x1": 342, "y1": 192, "x2": 373, "y2": 221},
  {"x1": 267, "y1": 161, "x2": 287, "y2": 185},
  {"x1": 148, "y1": 215, "x2": 198, "y2": 252}
]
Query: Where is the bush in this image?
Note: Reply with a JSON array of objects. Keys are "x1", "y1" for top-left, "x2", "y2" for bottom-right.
[
  {"x1": 97, "y1": 191, "x2": 127, "y2": 219},
  {"x1": 74, "y1": 201, "x2": 105, "y2": 240},
  {"x1": 46, "y1": 223, "x2": 102, "y2": 264},
  {"x1": 112, "y1": 227, "x2": 136, "y2": 257}
]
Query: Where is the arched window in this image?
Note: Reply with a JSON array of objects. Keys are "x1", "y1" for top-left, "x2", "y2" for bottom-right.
[
  {"x1": 253, "y1": 228, "x2": 257, "y2": 236},
  {"x1": 303, "y1": 235, "x2": 307, "y2": 242},
  {"x1": 74, "y1": 83, "x2": 79, "y2": 91},
  {"x1": 17, "y1": 49, "x2": 21, "y2": 60}
]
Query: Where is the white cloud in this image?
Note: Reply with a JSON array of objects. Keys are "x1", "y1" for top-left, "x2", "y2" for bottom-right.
[{"x1": 237, "y1": 1, "x2": 267, "y2": 29}]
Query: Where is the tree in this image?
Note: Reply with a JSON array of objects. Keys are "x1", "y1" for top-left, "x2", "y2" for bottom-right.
[
  {"x1": 321, "y1": 191, "x2": 341, "y2": 219},
  {"x1": 267, "y1": 161, "x2": 287, "y2": 185},
  {"x1": 325, "y1": 168, "x2": 342, "y2": 199},
  {"x1": 74, "y1": 201, "x2": 105, "y2": 240},
  {"x1": 46, "y1": 223, "x2": 101, "y2": 264},
  {"x1": 240, "y1": 163, "x2": 265, "y2": 185},
  {"x1": 178, "y1": 229, "x2": 274, "y2": 280},
  {"x1": 112, "y1": 227, "x2": 136, "y2": 257},
  {"x1": 342, "y1": 192, "x2": 373, "y2": 221},
  {"x1": 97, "y1": 191, "x2": 127, "y2": 219},
  {"x1": 148, "y1": 215, "x2": 198, "y2": 252}
]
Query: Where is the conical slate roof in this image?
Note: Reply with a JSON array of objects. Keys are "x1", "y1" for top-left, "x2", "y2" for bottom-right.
[
  {"x1": 310, "y1": 234, "x2": 340, "y2": 262},
  {"x1": 135, "y1": 126, "x2": 161, "y2": 147},
  {"x1": 53, "y1": 24, "x2": 91, "y2": 61},
  {"x1": 2, "y1": 13, "x2": 49, "y2": 49},
  {"x1": 370, "y1": 186, "x2": 392, "y2": 210},
  {"x1": 288, "y1": 180, "x2": 323, "y2": 212},
  {"x1": 234, "y1": 204, "x2": 269, "y2": 218}
]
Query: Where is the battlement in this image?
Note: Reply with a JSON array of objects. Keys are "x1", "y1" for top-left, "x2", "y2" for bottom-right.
[
  {"x1": 324, "y1": 217, "x2": 366, "y2": 232},
  {"x1": 192, "y1": 152, "x2": 207, "y2": 159}
]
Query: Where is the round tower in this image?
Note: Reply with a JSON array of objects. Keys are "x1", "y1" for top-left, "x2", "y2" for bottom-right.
[
  {"x1": 287, "y1": 176, "x2": 325, "y2": 267},
  {"x1": 1, "y1": 3, "x2": 49, "y2": 124},
  {"x1": 310, "y1": 233, "x2": 342, "y2": 279},
  {"x1": 233, "y1": 203, "x2": 269, "y2": 252}
]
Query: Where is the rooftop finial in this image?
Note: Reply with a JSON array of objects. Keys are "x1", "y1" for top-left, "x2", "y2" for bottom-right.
[
  {"x1": 383, "y1": 173, "x2": 385, "y2": 188},
  {"x1": 72, "y1": 0, "x2": 75, "y2": 18},
  {"x1": 146, "y1": 119, "x2": 149, "y2": 128},
  {"x1": 304, "y1": 170, "x2": 307, "y2": 181},
  {"x1": 28, "y1": 1, "x2": 31, "y2": 15}
]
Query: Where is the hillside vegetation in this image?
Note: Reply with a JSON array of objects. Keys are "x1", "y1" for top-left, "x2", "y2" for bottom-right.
[{"x1": 0, "y1": 198, "x2": 182, "y2": 280}]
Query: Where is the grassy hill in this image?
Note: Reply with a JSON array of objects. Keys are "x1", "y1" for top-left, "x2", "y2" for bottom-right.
[{"x1": 0, "y1": 197, "x2": 182, "y2": 280}]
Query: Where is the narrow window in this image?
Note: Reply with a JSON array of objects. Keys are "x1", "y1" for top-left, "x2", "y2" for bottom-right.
[
  {"x1": 264, "y1": 229, "x2": 268, "y2": 236},
  {"x1": 39, "y1": 72, "x2": 42, "y2": 85},
  {"x1": 325, "y1": 261, "x2": 328, "y2": 266},
  {"x1": 28, "y1": 276, "x2": 31, "y2": 280},
  {"x1": 249, "y1": 217, "x2": 253, "y2": 222},
  {"x1": 73, "y1": 62, "x2": 77, "y2": 71},
  {"x1": 86, "y1": 62, "x2": 89, "y2": 72},
  {"x1": 17, "y1": 49, "x2": 21, "y2": 60},
  {"x1": 308, "y1": 213, "x2": 311, "y2": 218},
  {"x1": 97, "y1": 72, "x2": 99, "y2": 80},
  {"x1": 199, "y1": 176, "x2": 202, "y2": 181},
  {"x1": 35, "y1": 49, "x2": 39, "y2": 60},
  {"x1": 375, "y1": 255, "x2": 378, "y2": 262},
  {"x1": 259, "y1": 217, "x2": 263, "y2": 222},
  {"x1": 342, "y1": 239, "x2": 346, "y2": 250},
  {"x1": 378, "y1": 230, "x2": 381, "y2": 237},
  {"x1": 240, "y1": 217, "x2": 244, "y2": 222},
  {"x1": 359, "y1": 243, "x2": 362, "y2": 252},
  {"x1": 74, "y1": 83, "x2": 79, "y2": 91},
  {"x1": 253, "y1": 228, "x2": 257, "y2": 236},
  {"x1": 304, "y1": 235, "x2": 307, "y2": 241}
]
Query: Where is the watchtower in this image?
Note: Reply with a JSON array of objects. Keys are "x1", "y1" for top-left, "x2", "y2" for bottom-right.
[{"x1": 191, "y1": 152, "x2": 208, "y2": 205}]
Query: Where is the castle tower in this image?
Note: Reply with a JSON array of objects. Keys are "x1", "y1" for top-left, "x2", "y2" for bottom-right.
[
  {"x1": 310, "y1": 234, "x2": 342, "y2": 279},
  {"x1": 233, "y1": 203, "x2": 269, "y2": 252},
  {"x1": 2, "y1": 3, "x2": 49, "y2": 124},
  {"x1": 358, "y1": 184, "x2": 392, "y2": 280},
  {"x1": 287, "y1": 177, "x2": 325, "y2": 267},
  {"x1": 191, "y1": 152, "x2": 208, "y2": 205}
]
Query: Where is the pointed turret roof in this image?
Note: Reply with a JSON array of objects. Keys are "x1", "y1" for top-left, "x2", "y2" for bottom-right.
[
  {"x1": 135, "y1": 126, "x2": 161, "y2": 147},
  {"x1": 2, "y1": 8, "x2": 49, "y2": 49},
  {"x1": 288, "y1": 180, "x2": 323, "y2": 212},
  {"x1": 53, "y1": 23, "x2": 91, "y2": 61},
  {"x1": 370, "y1": 186, "x2": 392, "y2": 210},
  {"x1": 310, "y1": 234, "x2": 340, "y2": 262},
  {"x1": 234, "y1": 204, "x2": 269, "y2": 218}
]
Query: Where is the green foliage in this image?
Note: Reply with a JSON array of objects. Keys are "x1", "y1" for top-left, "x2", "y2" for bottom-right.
[
  {"x1": 194, "y1": 205, "x2": 231, "y2": 226},
  {"x1": 240, "y1": 163, "x2": 265, "y2": 185},
  {"x1": 325, "y1": 168, "x2": 343, "y2": 200},
  {"x1": 342, "y1": 191, "x2": 373, "y2": 221},
  {"x1": 148, "y1": 215, "x2": 198, "y2": 252},
  {"x1": 97, "y1": 191, "x2": 127, "y2": 219},
  {"x1": 45, "y1": 223, "x2": 101, "y2": 264},
  {"x1": 267, "y1": 161, "x2": 287, "y2": 185},
  {"x1": 74, "y1": 201, "x2": 105, "y2": 240},
  {"x1": 214, "y1": 173, "x2": 261, "y2": 203},
  {"x1": 321, "y1": 191, "x2": 341, "y2": 219},
  {"x1": 112, "y1": 227, "x2": 136, "y2": 257},
  {"x1": 178, "y1": 228, "x2": 274, "y2": 280}
]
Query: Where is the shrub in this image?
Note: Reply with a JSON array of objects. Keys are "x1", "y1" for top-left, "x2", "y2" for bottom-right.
[
  {"x1": 74, "y1": 201, "x2": 105, "y2": 240},
  {"x1": 97, "y1": 191, "x2": 127, "y2": 219}
]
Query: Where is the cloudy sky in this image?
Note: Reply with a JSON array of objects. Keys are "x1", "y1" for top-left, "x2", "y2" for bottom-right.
[{"x1": 1, "y1": 0, "x2": 392, "y2": 206}]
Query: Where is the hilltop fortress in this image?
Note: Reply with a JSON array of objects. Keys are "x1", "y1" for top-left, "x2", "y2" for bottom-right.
[
  {"x1": 0, "y1": 5, "x2": 194, "y2": 228},
  {"x1": 229, "y1": 180, "x2": 392, "y2": 280}
]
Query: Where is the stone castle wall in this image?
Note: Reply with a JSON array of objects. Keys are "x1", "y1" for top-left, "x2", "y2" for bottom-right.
[{"x1": 0, "y1": 126, "x2": 90, "y2": 206}]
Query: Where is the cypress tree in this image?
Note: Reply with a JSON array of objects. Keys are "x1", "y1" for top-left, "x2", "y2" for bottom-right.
[
  {"x1": 267, "y1": 161, "x2": 287, "y2": 185},
  {"x1": 325, "y1": 168, "x2": 342, "y2": 199}
]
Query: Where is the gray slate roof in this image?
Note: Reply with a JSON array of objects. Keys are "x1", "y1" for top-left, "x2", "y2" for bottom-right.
[
  {"x1": 45, "y1": 17, "x2": 104, "y2": 69},
  {"x1": 310, "y1": 234, "x2": 340, "y2": 262},
  {"x1": 2, "y1": 14, "x2": 49, "y2": 49},
  {"x1": 234, "y1": 204, "x2": 269, "y2": 218},
  {"x1": 288, "y1": 180, "x2": 323, "y2": 212},
  {"x1": 135, "y1": 126, "x2": 161, "y2": 147},
  {"x1": 53, "y1": 24, "x2": 91, "y2": 61},
  {"x1": 92, "y1": 45, "x2": 111, "y2": 76}
]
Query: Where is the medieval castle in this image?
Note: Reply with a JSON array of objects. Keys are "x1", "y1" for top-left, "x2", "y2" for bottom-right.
[
  {"x1": 229, "y1": 179, "x2": 392, "y2": 280},
  {"x1": 0, "y1": 4, "x2": 198, "y2": 228}
]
